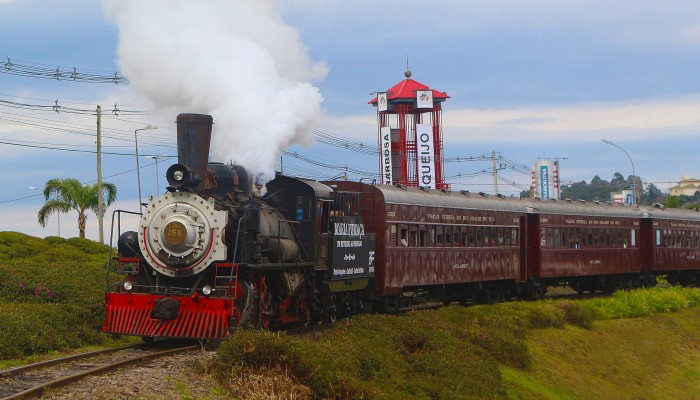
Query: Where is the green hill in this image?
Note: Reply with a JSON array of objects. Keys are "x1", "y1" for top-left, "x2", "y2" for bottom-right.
[{"x1": 212, "y1": 289, "x2": 700, "y2": 400}]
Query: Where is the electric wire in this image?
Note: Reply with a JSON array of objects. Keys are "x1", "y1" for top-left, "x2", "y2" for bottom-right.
[{"x1": 2, "y1": 57, "x2": 129, "y2": 84}]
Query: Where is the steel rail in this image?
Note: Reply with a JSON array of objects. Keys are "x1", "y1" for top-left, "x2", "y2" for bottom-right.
[{"x1": 0, "y1": 343, "x2": 198, "y2": 400}]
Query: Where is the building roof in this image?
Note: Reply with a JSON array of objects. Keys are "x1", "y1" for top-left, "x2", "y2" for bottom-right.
[
  {"x1": 669, "y1": 176, "x2": 700, "y2": 196},
  {"x1": 369, "y1": 75, "x2": 449, "y2": 105}
]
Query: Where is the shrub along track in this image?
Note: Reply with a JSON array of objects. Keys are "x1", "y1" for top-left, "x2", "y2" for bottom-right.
[{"x1": 0, "y1": 340, "x2": 199, "y2": 400}]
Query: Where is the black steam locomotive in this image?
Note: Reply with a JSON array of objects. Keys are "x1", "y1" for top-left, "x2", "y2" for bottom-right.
[{"x1": 104, "y1": 114, "x2": 376, "y2": 339}]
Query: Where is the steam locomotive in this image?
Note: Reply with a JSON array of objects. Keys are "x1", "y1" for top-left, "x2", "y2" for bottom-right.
[
  {"x1": 103, "y1": 113, "x2": 700, "y2": 340},
  {"x1": 104, "y1": 114, "x2": 376, "y2": 339}
]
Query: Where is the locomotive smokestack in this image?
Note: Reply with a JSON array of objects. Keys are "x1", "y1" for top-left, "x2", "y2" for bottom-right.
[{"x1": 176, "y1": 113, "x2": 213, "y2": 194}]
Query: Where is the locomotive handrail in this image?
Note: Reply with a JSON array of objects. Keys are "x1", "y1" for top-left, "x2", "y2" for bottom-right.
[
  {"x1": 229, "y1": 216, "x2": 246, "y2": 284},
  {"x1": 105, "y1": 209, "x2": 142, "y2": 292}
]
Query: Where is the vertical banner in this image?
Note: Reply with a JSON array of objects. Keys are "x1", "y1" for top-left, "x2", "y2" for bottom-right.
[
  {"x1": 539, "y1": 165, "x2": 550, "y2": 200},
  {"x1": 416, "y1": 123, "x2": 435, "y2": 189},
  {"x1": 377, "y1": 92, "x2": 388, "y2": 112},
  {"x1": 380, "y1": 126, "x2": 392, "y2": 185},
  {"x1": 416, "y1": 90, "x2": 433, "y2": 109}
]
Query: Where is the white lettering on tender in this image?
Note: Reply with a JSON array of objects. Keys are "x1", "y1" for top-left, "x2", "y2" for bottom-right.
[{"x1": 334, "y1": 223, "x2": 365, "y2": 236}]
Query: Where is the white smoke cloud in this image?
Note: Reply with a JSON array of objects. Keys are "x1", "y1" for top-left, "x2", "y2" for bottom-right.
[{"x1": 103, "y1": 0, "x2": 327, "y2": 178}]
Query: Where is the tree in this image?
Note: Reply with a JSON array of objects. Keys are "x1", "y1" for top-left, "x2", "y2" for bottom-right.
[
  {"x1": 611, "y1": 172, "x2": 626, "y2": 185},
  {"x1": 664, "y1": 195, "x2": 682, "y2": 209},
  {"x1": 37, "y1": 178, "x2": 117, "y2": 238},
  {"x1": 640, "y1": 182, "x2": 663, "y2": 205}
]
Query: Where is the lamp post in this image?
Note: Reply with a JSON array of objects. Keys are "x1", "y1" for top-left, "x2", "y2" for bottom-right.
[
  {"x1": 151, "y1": 156, "x2": 163, "y2": 195},
  {"x1": 602, "y1": 139, "x2": 636, "y2": 206},
  {"x1": 135, "y1": 125, "x2": 157, "y2": 212}
]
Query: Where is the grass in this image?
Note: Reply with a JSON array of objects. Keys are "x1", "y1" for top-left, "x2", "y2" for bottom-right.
[
  {"x1": 211, "y1": 287, "x2": 700, "y2": 400},
  {"x1": 504, "y1": 307, "x2": 700, "y2": 400},
  {"x1": 0, "y1": 231, "x2": 113, "y2": 359},
  {"x1": 2, "y1": 230, "x2": 700, "y2": 399}
]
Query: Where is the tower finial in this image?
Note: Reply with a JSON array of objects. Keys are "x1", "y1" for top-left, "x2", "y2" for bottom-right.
[{"x1": 405, "y1": 56, "x2": 412, "y2": 79}]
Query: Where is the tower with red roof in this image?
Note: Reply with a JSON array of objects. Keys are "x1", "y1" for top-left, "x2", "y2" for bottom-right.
[{"x1": 370, "y1": 69, "x2": 449, "y2": 189}]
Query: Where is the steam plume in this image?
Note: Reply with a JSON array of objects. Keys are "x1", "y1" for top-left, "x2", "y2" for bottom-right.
[{"x1": 103, "y1": 0, "x2": 327, "y2": 179}]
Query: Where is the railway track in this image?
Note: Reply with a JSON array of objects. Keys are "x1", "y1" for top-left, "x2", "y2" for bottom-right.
[{"x1": 0, "y1": 340, "x2": 199, "y2": 400}]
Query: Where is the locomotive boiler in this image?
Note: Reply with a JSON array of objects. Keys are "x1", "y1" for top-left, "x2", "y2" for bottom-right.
[{"x1": 103, "y1": 114, "x2": 376, "y2": 340}]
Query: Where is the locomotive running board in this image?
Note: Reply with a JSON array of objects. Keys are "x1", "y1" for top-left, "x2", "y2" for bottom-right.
[{"x1": 103, "y1": 293, "x2": 233, "y2": 339}]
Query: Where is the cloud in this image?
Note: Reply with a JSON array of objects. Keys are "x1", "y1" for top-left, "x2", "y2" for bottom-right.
[
  {"x1": 318, "y1": 95, "x2": 700, "y2": 146},
  {"x1": 442, "y1": 96, "x2": 700, "y2": 142}
]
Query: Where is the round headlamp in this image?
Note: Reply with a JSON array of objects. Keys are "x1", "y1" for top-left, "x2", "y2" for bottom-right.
[
  {"x1": 123, "y1": 281, "x2": 133, "y2": 291},
  {"x1": 166, "y1": 163, "x2": 192, "y2": 188},
  {"x1": 202, "y1": 285, "x2": 213, "y2": 296}
]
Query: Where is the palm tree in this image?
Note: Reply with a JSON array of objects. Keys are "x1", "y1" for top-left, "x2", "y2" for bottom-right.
[{"x1": 37, "y1": 178, "x2": 117, "y2": 238}]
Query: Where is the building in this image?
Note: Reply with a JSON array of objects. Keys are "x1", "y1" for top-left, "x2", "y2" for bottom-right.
[
  {"x1": 669, "y1": 175, "x2": 700, "y2": 197},
  {"x1": 369, "y1": 69, "x2": 449, "y2": 189},
  {"x1": 610, "y1": 190, "x2": 634, "y2": 205},
  {"x1": 531, "y1": 160, "x2": 560, "y2": 200}
]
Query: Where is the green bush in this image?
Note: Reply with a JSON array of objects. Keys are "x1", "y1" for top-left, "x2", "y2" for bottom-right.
[
  {"x1": 0, "y1": 301, "x2": 104, "y2": 359},
  {"x1": 0, "y1": 232, "x2": 112, "y2": 359},
  {"x1": 214, "y1": 313, "x2": 506, "y2": 399},
  {"x1": 583, "y1": 287, "x2": 700, "y2": 320},
  {"x1": 212, "y1": 287, "x2": 700, "y2": 399},
  {"x1": 0, "y1": 232, "x2": 110, "y2": 305},
  {"x1": 554, "y1": 300, "x2": 595, "y2": 329}
]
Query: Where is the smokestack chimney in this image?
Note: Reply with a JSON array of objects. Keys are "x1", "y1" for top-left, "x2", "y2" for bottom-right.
[{"x1": 176, "y1": 113, "x2": 213, "y2": 194}]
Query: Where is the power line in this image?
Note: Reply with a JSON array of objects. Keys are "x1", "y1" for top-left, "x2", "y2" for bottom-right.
[
  {"x1": 2, "y1": 57, "x2": 129, "y2": 84},
  {"x1": 0, "y1": 139, "x2": 173, "y2": 157},
  {"x1": 313, "y1": 129, "x2": 378, "y2": 156},
  {"x1": 0, "y1": 98, "x2": 144, "y2": 115},
  {"x1": 0, "y1": 156, "x2": 176, "y2": 204},
  {"x1": 282, "y1": 150, "x2": 376, "y2": 178}
]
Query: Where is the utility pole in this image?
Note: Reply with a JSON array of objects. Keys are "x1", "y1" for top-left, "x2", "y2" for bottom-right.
[
  {"x1": 492, "y1": 149, "x2": 499, "y2": 195},
  {"x1": 96, "y1": 105, "x2": 104, "y2": 244}
]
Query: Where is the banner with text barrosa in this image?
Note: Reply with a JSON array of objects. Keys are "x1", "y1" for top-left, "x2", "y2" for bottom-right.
[
  {"x1": 329, "y1": 215, "x2": 376, "y2": 280},
  {"x1": 380, "y1": 126, "x2": 392, "y2": 185}
]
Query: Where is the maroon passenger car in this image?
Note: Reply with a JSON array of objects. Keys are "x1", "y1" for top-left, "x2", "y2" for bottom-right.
[
  {"x1": 641, "y1": 205, "x2": 700, "y2": 285},
  {"x1": 521, "y1": 199, "x2": 644, "y2": 296},
  {"x1": 331, "y1": 182, "x2": 527, "y2": 307}
]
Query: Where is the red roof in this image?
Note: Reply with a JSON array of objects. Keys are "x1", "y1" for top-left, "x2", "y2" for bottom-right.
[{"x1": 369, "y1": 78, "x2": 449, "y2": 105}]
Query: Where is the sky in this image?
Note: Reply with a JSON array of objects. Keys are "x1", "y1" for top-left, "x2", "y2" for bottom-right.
[{"x1": 1, "y1": 0, "x2": 699, "y2": 242}]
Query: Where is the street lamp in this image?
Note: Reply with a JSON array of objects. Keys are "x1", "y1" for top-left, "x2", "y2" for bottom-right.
[
  {"x1": 151, "y1": 156, "x2": 163, "y2": 195},
  {"x1": 135, "y1": 125, "x2": 157, "y2": 212},
  {"x1": 602, "y1": 139, "x2": 637, "y2": 206}
]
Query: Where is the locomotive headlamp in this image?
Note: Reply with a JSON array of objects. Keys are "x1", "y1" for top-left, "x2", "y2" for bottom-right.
[
  {"x1": 166, "y1": 163, "x2": 192, "y2": 188},
  {"x1": 123, "y1": 281, "x2": 133, "y2": 291},
  {"x1": 202, "y1": 285, "x2": 213, "y2": 295}
]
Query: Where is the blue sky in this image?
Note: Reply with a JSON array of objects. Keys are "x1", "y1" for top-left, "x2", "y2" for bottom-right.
[{"x1": 1, "y1": 0, "x2": 699, "y2": 241}]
